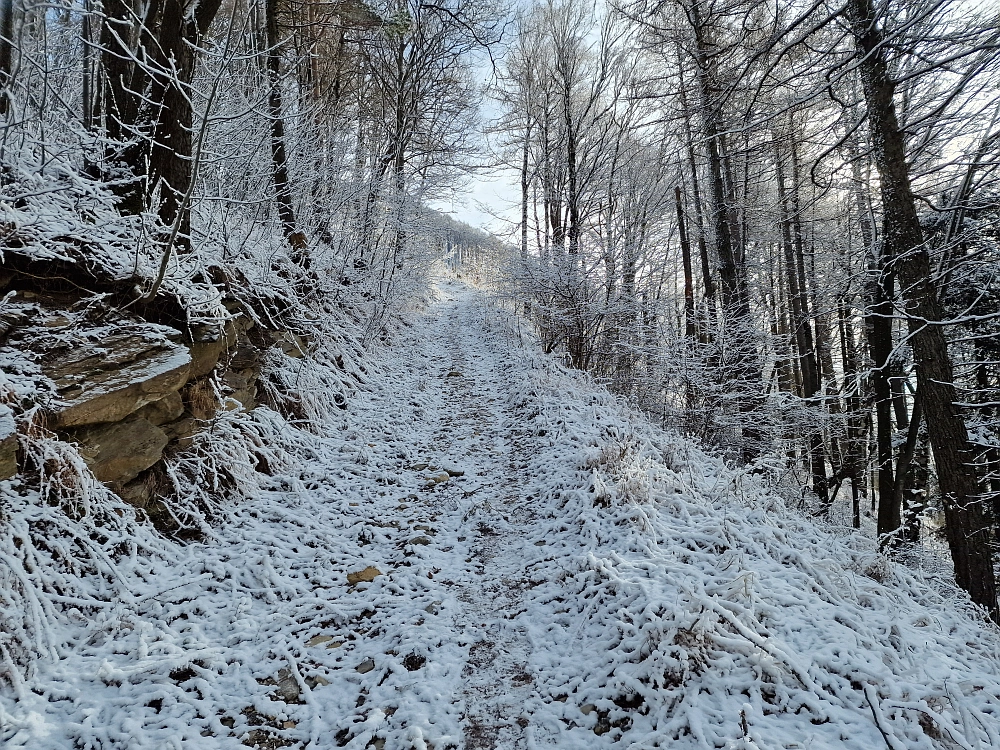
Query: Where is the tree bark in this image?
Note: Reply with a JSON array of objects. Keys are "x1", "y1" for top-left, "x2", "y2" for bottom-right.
[
  {"x1": 563, "y1": 76, "x2": 580, "y2": 261},
  {"x1": 99, "y1": 0, "x2": 223, "y2": 240},
  {"x1": 0, "y1": 0, "x2": 12, "y2": 116},
  {"x1": 848, "y1": 0, "x2": 997, "y2": 619},
  {"x1": 893, "y1": 387, "x2": 923, "y2": 543},
  {"x1": 82, "y1": 0, "x2": 94, "y2": 131},
  {"x1": 676, "y1": 54, "x2": 715, "y2": 341},
  {"x1": 677, "y1": 186, "x2": 697, "y2": 341},
  {"x1": 266, "y1": 0, "x2": 305, "y2": 256},
  {"x1": 837, "y1": 298, "x2": 866, "y2": 528},
  {"x1": 521, "y1": 116, "x2": 531, "y2": 263},
  {"x1": 847, "y1": 135, "x2": 898, "y2": 541},
  {"x1": 775, "y1": 137, "x2": 829, "y2": 509},
  {"x1": 688, "y1": 0, "x2": 764, "y2": 461}
]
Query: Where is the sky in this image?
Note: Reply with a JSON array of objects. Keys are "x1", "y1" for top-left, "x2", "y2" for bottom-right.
[
  {"x1": 431, "y1": 170, "x2": 520, "y2": 236},
  {"x1": 428, "y1": 57, "x2": 521, "y2": 237}
]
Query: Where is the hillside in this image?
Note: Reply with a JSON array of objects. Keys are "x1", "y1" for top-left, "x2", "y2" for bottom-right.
[{"x1": 3, "y1": 277, "x2": 999, "y2": 749}]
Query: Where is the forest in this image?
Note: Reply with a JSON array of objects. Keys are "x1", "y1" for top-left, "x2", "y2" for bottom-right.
[
  {"x1": 489, "y1": 0, "x2": 1000, "y2": 617},
  {"x1": 2, "y1": 0, "x2": 1000, "y2": 746}
]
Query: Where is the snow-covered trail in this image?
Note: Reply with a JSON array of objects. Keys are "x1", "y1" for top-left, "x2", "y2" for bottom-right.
[
  {"x1": 409, "y1": 280, "x2": 538, "y2": 747},
  {"x1": 1, "y1": 278, "x2": 564, "y2": 750},
  {"x1": 5, "y1": 277, "x2": 1000, "y2": 750}
]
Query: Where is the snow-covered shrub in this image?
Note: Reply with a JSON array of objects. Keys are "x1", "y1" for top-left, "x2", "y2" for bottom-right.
[{"x1": 482, "y1": 306, "x2": 1000, "y2": 748}]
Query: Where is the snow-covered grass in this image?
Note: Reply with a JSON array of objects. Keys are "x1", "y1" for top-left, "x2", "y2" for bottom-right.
[
  {"x1": 494, "y1": 322, "x2": 1000, "y2": 748},
  {"x1": 2, "y1": 277, "x2": 999, "y2": 749}
]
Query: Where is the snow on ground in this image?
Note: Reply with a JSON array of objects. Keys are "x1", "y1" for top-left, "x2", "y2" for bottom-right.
[{"x1": 3, "y1": 277, "x2": 1000, "y2": 749}]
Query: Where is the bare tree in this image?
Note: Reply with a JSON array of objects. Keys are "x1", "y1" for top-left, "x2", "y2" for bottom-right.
[
  {"x1": 844, "y1": 0, "x2": 997, "y2": 617},
  {"x1": 97, "y1": 0, "x2": 225, "y2": 240}
]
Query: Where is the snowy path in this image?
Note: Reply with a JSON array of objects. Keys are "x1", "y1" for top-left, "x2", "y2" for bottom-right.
[
  {"x1": 419, "y1": 284, "x2": 536, "y2": 747},
  {"x1": 4, "y1": 278, "x2": 1000, "y2": 749},
  {"x1": 288, "y1": 277, "x2": 553, "y2": 749}
]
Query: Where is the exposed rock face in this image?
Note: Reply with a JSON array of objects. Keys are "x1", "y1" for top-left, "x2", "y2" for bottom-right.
[
  {"x1": 2, "y1": 302, "x2": 200, "y2": 485},
  {"x1": 0, "y1": 267, "x2": 308, "y2": 509},
  {"x1": 135, "y1": 392, "x2": 184, "y2": 426},
  {"x1": 161, "y1": 416, "x2": 199, "y2": 449},
  {"x1": 42, "y1": 328, "x2": 191, "y2": 428},
  {"x1": 0, "y1": 405, "x2": 17, "y2": 480},
  {"x1": 69, "y1": 417, "x2": 171, "y2": 483},
  {"x1": 222, "y1": 331, "x2": 265, "y2": 410},
  {"x1": 188, "y1": 322, "x2": 237, "y2": 379}
]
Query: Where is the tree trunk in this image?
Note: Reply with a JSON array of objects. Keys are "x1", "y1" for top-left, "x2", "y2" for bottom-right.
[
  {"x1": 143, "y1": 0, "x2": 195, "y2": 241},
  {"x1": 838, "y1": 298, "x2": 866, "y2": 528},
  {"x1": 98, "y1": 0, "x2": 145, "y2": 211},
  {"x1": 677, "y1": 186, "x2": 697, "y2": 341},
  {"x1": 676, "y1": 56, "x2": 715, "y2": 341},
  {"x1": 844, "y1": 135, "x2": 896, "y2": 533},
  {"x1": 99, "y1": 0, "x2": 223, "y2": 240},
  {"x1": 689, "y1": 2, "x2": 764, "y2": 461},
  {"x1": 894, "y1": 387, "x2": 924, "y2": 543},
  {"x1": 265, "y1": 0, "x2": 305, "y2": 256},
  {"x1": 775, "y1": 137, "x2": 829, "y2": 510},
  {"x1": 771, "y1": 261, "x2": 796, "y2": 398},
  {"x1": 848, "y1": 0, "x2": 997, "y2": 619},
  {"x1": 521, "y1": 117, "x2": 531, "y2": 263},
  {"x1": 0, "y1": 0, "x2": 12, "y2": 116},
  {"x1": 81, "y1": 0, "x2": 94, "y2": 131}
]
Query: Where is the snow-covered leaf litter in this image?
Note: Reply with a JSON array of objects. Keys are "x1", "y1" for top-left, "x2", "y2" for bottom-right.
[
  {"x1": 0, "y1": 302, "x2": 468, "y2": 747},
  {"x1": 0, "y1": 277, "x2": 998, "y2": 749},
  {"x1": 479, "y1": 302, "x2": 1000, "y2": 748}
]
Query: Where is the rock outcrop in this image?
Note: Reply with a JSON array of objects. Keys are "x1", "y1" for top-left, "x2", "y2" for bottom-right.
[
  {"x1": 0, "y1": 405, "x2": 16, "y2": 480},
  {"x1": 0, "y1": 256, "x2": 313, "y2": 526},
  {"x1": 69, "y1": 417, "x2": 170, "y2": 483},
  {"x1": 188, "y1": 323, "x2": 234, "y2": 379},
  {"x1": 44, "y1": 328, "x2": 192, "y2": 428},
  {"x1": 1, "y1": 303, "x2": 198, "y2": 485}
]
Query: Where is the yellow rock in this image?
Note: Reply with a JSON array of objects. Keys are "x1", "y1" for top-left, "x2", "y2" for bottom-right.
[{"x1": 347, "y1": 566, "x2": 382, "y2": 584}]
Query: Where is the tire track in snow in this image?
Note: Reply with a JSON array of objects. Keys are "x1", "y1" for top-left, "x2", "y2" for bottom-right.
[{"x1": 416, "y1": 281, "x2": 536, "y2": 749}]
